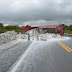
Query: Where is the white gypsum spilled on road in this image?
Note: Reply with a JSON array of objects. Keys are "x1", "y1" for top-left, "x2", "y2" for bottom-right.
[
  {"x1": 10, "y1": 42, "x2": 34, "y2": 72},
  {"x1": 21, "y1": 30, "x2": 70, "y2": 41},
  {"x1": 0, "y1": 31, "x2": 18, "y2": 45},
  {"x1": 0, "y1": 35, "x2": 22, "y2": 50}
]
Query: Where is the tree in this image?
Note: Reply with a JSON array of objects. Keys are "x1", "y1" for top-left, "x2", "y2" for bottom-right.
[
  {"x1": 0, "y1": 23, "x2": 4, "y2": 27},
  {"x1": 69, "y1": 25, "x2": 72, "y2": 28}
]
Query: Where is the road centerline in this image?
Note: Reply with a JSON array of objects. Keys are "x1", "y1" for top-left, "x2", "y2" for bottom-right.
[{"x1": 58, "y1": 41, "x2": 72, "y2": 52}]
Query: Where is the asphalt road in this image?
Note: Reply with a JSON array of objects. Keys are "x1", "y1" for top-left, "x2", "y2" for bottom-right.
[
  {"x1": 10, "y1": 37, "x2": 72, "y2": 72},
  {"x1": 0, "y1": 37, "x2": 72, "y2": 72},
  {"x1": 0, "y1": 40, "x2": 31, "y2": 72}
]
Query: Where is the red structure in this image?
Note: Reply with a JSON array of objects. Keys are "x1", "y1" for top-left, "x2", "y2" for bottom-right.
[
  {"x1": 57, "y1": 25, "x2": 64, "y2": 36},
  {"x1": 39, "y1": 24, "x2": 64, "y2": 36},
  {"x1": 23, "y1": 25, "x2": 37, "y2": 34},
  {"x1": 39, "y1": 25, "x2": 58, "y2": 28},
  {"x1": 23, "y1": 24, "x2": 64, "y2": 36}
]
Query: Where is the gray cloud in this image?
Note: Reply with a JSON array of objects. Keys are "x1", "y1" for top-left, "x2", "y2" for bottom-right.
[{"x1": 0, "y1": 0, "x2": 72, "y2": 26}]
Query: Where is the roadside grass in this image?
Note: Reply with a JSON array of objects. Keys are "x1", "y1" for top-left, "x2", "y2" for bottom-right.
[
  {"x1": 0, "y1": 27, "x2": 23, "y2": 34},
  {"x1": 65, "y1": 31, "x2": 72, "y2": 34}
]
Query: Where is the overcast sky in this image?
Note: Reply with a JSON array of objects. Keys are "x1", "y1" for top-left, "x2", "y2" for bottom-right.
[{"x1": 0, "y1": 0, "x2": 72, "y2": 26}]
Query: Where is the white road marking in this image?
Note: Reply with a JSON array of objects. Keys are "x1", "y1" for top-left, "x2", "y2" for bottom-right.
[{"x1": 10, "y1": 42, "x2": 33, "y2": 72}]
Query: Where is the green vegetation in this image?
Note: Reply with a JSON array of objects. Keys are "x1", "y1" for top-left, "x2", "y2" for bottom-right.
[
  {"x1": 65, "y1": 25, "x2": 72, "y2": 34},
  {"x1": 0, "y1": 23, "x2": 24, "y2": 34},
  {"x1": 65, "y1": 31, "x2": 72, "y2": 34}
]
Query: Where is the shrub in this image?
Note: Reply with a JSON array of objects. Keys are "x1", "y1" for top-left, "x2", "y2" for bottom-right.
[{"x1": 70, "y1": 28, "x2": 72, "y2": 31}]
